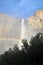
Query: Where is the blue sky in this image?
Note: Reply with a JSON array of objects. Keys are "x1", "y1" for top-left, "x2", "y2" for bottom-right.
[{"x1": 0, "y1": 0, "x2": 43, "y2": 18}]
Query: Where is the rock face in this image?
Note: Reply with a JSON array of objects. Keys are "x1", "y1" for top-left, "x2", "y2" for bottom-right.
[
  {"x1": 28, "y1": 10, "x2": 43, "y2": 30},
  {"x1": 25, "y1": 10, "x2": 43, "y2": 42},
  {"x1": 0, "y1": 14, "x2": 21, "y2": 54},
  {"x1": 0, "y1": 14, "x2": 21, "y2": 39},
  {"x1": 0, "y1": 10, "x2": 43, "y2": 54}
]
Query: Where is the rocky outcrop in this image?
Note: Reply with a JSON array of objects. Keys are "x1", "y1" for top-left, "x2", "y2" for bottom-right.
[
  {"x1": 0, "y1": 10, "x2": 43, "y2": 54},
  {"x1": 0, "y1": 13, "x2": 21, "y2": 39},
  {"x1": 28, "y1": 10, "x2": 43, "y2": 29},
  {"x1": 0, "y1": 13, "x2": 21, "y2": 54}
]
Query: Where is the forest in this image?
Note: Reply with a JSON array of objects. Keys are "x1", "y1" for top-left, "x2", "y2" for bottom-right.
[{"x1": 0, "y1": 32, "x2": 43, "y2": 65}]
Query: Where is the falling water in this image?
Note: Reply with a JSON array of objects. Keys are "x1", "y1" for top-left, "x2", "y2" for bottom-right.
[
  {"x1": 19, "y1": 19, "x2": 25, "y2": 49},
  {"x1": 19, "y1": 19, "x2": 26, "y2": 49},
  {"x1": 19, "y1": 19, "x2": 31, "y2": 49},
  {"x1": 20, "y1": 19, "x2": 25, "y2": 40}
]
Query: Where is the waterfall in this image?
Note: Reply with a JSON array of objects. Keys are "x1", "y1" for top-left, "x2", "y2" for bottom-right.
[
  {"x1": 19, "y1": 19, "x2": 30, "y2": 49},
  {"x1": 19, "y1": 19, "x2": 26, "y2": 49},
  {"x1": 20, "y1": 19, "x2": 25, "y2": 40}
]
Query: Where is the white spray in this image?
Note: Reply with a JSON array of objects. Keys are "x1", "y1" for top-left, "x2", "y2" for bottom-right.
[{"x1": 19, "y1": 19, "x2": 26, "y2": 49}]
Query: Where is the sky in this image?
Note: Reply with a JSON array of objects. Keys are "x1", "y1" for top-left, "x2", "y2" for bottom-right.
[{"x1": 0, "y1": 0, "x2": 43, "y2": 18}]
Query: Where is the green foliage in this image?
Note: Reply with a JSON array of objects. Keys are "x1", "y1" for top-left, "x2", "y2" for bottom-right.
[
  {"x1": 0, "y1": 32, "x2": 43, "y2": 65},
  {"x1": 22, "y1": 39, "x2": 29, "y2": 51}
]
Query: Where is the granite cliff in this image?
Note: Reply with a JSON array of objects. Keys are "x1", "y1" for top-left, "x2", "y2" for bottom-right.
[{"x1": 0, "y1": 10, "x2": 43, "y2": 54}]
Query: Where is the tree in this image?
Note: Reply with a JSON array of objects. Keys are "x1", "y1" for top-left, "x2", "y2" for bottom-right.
[
  {"x1": 29, "y1": 32, "x2": 43, "y2": 65},
  {"x1": 22, "y1": 39, "x2": 29, "y2": 51},
  {"x1": 0, "y1": 32, "x2": 43, "y2": 65}
]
